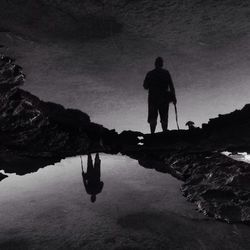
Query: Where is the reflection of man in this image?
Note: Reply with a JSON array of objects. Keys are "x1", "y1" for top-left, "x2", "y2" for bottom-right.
[
  {"x1": 81, "y1": 153, "x2": 104, "y2": 203},
  {"x1": 144, "y1": 57, "x2": 177, "y2": 133}
]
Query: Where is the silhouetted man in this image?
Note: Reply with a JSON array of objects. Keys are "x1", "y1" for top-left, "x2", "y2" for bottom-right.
[
  {"x1": 81, "y1": 153, "x2": 104, "y2": 203},
  {"x1": 143, "y1": 57, "x2": 177, "y2": 133}
]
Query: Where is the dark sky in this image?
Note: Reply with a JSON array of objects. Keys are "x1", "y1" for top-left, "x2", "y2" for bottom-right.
[{"x1": 1, "y1": 0, "x2": 250, "y2": 132}]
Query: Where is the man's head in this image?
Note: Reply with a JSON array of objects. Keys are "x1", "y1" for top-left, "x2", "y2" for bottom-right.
[
  {"x1": 91, "y1": 195, "x2": 96, "y2": 203},
  {"x1": 155, "y1": 57, "x2": 163, "y2": 68}
]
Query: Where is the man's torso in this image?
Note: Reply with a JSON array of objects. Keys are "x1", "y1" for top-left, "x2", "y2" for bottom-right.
[{"x1": 146, "y1": 68, "x2": 172, "y2": 102}]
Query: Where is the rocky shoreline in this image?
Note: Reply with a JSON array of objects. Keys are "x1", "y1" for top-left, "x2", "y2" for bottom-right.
[
  {"x1": 136, "y1": 151, "x2": 250, "y2": 224},
  {"x1": 0, "y1": 54, "x2": 119, "y2": 154},
  {"x1": 1, "y1": 53, "x2": 250, "y2": 224},
  {"x1": 119, "y1": 104, "x2": 250, "y2": 223}
]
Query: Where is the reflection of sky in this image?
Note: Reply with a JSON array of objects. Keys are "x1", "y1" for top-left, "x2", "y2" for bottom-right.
[
  {"x1": 0, "y1": 155, "x2": 192, "y2": 248},
  {"x1": 1, "y1": 154, "x2": 250, "y2": 249}
]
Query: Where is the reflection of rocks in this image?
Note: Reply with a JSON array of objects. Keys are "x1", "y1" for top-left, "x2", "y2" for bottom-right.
[
  {"x1": 165, "y1": 152, "x2": 250, "y2": 223},
  {"x1": 0, "y1": 172, "x2": 8, "y2": 181},
  {"x1": 0, "y1": 150, "x2": 61, "y2": 176},
  {"x1": 131, "y1": 150, "x2": 250, "y2": 224},
  {"x1": 0, "y1": 55, "x2": 118, "y2": 176}
]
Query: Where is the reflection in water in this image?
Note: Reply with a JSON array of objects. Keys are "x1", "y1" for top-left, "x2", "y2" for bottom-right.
[
  {"x1": 81, "y1": 153, "x2": 104, "y2": 203},
  {"x1": 1, "y1": 154, "x2": 250, "y2": 249}
]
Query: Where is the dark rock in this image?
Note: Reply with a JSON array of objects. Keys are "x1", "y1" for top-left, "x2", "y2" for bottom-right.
[
  {"x1": 0, "y1": 172, "x2": 8, "y2": 181},
  {"x1": 134, "y1": 151, "x2": 250, "y2": 224},
  {"x1": 0, "y1": 55, "x2": 25, "y2": 88},
  {"x1": 0, "y1": 150, "x2": 60, "y2": 175},
  {"x1": 0, "y1": 27, "x2": 9, "y2": 32}
]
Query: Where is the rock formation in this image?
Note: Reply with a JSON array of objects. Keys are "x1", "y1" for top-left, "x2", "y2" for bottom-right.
[
  {"x1": 1, "y1": 53, "x2": 250, "y2": 224},
  {"x1": 0, "y1": 54, "x2": 119, "y2": 176},
  {"x1": 0, "y1": 172, "x2": 7, "y2": 181},
  {"x1": 119, "y1": 105, "x2": 250, "y2": 224}
]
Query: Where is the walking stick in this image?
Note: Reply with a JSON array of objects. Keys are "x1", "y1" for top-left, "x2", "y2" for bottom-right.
[
  {"x1": 80, "y1": 155, "x2": 84, "y2": 172},
  {"x1": 174, "y1": 104, "x2": 180, "y2": 130}
]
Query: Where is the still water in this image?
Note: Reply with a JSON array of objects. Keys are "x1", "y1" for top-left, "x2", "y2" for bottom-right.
[{"x1": 0, "y1": 154, "x2": 250, "y2": 250}]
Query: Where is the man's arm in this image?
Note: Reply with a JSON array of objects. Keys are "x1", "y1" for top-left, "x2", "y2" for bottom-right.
[
  {"x1": 143, "y1": 72, "x2": 150, "y2": 90},
  {"x1": 168, "y1": 72, "x2": 177, "y2": 104},
  {"x1": 82, "y1": 172, "x2": 87, "y2": 187}
]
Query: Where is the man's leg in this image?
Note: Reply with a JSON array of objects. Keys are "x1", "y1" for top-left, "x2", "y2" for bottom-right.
[
  {"x1": 94, "y1": 153, "x2": 101, "y2": 181},
  {"x1": 161, "y1": 122, "x2": 168, "y2": 132},
  {"x1": 148, "y1": 100, "x2": 158, "y2": 134},
  {"x1": 150, "y1": 122, "x2": 157, "y2": 134},
  {"x1": 159, "y1": 102, "x2": 169, "y2": 132}
]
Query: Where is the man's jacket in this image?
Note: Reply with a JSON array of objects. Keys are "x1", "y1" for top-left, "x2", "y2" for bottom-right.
[{"x1": 143, "y1": 68, "x2": 176, "y2": 103}]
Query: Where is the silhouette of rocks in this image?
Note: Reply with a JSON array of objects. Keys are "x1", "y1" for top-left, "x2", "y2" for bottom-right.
[
  {"x1": 0, "y1": 172, "x2": 7, "y2": 181},
  {"x1": 0, "y1": 55, "x2": 118, "y2": 176},
  {"x1": 0, "y1": 150, "x2": 61, "y2": 176},
  {"x1": 201, "y1": 104, "x2": 250, "y2": 153},
  {"x1": 120, "y1": 103, "x2": 250, "y2": 155}
]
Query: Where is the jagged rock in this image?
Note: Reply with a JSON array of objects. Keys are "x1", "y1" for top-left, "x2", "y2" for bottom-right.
[
  {"x1": 0, "y1": 85, "x2": 91, "y2": 156},
  {"x1": 162, "y1": 152, "x2": 250, "y2": 223},
  {"x1": 0, "y1": 55, "x2": 25, "y2": 88}
]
